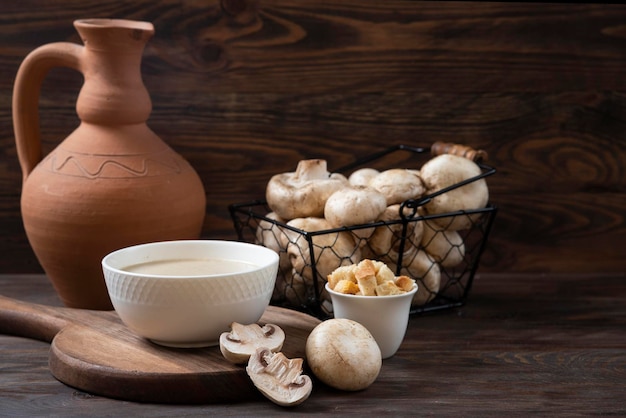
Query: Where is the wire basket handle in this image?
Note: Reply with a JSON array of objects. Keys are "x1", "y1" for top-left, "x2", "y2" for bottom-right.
[{"x1": 431, "y1": 141, "x2": 487, "y2": 162}]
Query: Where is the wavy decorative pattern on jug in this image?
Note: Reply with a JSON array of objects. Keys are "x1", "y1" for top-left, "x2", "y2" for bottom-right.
[{"x1": 42, "y1": 148, "x2": 183, "y2": 179}]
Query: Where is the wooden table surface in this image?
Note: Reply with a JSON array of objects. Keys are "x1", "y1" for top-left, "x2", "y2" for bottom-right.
[{"x1": 1, "y1": 273, "x2": 624, "y2": 416}]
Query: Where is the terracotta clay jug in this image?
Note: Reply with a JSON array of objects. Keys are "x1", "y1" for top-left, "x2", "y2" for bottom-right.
[{"x1": 13, "y1": 19, "x2": 206, "y2": 310}]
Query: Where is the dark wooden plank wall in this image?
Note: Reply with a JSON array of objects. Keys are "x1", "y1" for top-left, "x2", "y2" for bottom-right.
[{"x1": 1, "y1": 1, "x2": 624, "y2": 274}]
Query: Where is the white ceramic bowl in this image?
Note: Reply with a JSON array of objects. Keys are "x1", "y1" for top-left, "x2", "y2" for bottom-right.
[
  {"x1": 102, "y1": 240, "x2": 279, "y2": 348},
  {"x1": 325, "y1": 282, "x2": 418, "y2": 359}
]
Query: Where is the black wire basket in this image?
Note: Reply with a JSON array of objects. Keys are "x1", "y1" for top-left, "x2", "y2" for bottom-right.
[{"x1": 229, "y1": 144, "x2": 497, "y2": 319}]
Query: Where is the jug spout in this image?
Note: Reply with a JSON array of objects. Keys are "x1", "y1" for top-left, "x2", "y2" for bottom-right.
[{"x1": 74, "y1": 19, "x2": 154, "y2": 125}]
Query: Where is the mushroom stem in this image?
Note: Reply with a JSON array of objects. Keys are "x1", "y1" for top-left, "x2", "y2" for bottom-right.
[
  {"x1": 231, "y1": 322, "x2": 276, "y2": 341},
  {"x1": 294, "y1": 159, "x2": 329, "y2": 181}
]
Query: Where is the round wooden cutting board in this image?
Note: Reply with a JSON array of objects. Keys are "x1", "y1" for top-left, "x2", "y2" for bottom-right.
[{"x1": 0, "y1": 295, "x2": 321, "y2": 404}]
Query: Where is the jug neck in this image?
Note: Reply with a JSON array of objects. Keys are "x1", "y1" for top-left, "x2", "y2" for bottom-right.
[{"x1": 74, "y1": 19, "x2": 155, "y2": 125}]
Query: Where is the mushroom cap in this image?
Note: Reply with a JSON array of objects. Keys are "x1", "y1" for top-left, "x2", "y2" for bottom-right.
[
  {"x1": 420, "y1": 154, "x2": 489, "y2": 230},
  {"x1": 255, "y1": 212, "x2": 292, "y2": 302},
  {"x1": 390, "y1": 250, "x2": 441, "y2": 307},
  {"x1": 219, "y1": 322, "x2": 286, "y2": 365},
  {"x1": 305, "y1": 318, "x2": 382, "y2": 391},
  {"x1": 361, "y1": 204, "x2": 424, "y2": 264},
  {"x1": 265, "y1": 159, "x2": 349, "y2": 220},
  {"x1": 420, "y1": 220, "x2": 465, "y2": 268},
  {"x1": 255, "y1": 212, "x2": 292, "y2": 274},
  {"x1": 369, "y1": 168, "x2": 425, "y2": 205},
  {"x1": 246, "y1": 348, "x2": 312, "y2": 407},
  {"x1": 348, "y1": 167, "x2": 380, "y2": 187},
  {"x1": 282, "y1": 270, "x2": 309, "y2": 308},
  {"x1": 324, "y1": 186, "x2": 387, "y2": 228},
  {"x1": 285, "y1": 217, "x2": 361, "y2": 281}
]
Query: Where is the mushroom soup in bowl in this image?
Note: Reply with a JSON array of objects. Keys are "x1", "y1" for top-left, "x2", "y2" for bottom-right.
[{"x1": 101, "y1": 240, "x2": 279, "y2": 348}]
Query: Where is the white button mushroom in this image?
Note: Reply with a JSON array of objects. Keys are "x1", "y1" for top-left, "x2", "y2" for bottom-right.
[
  {"x1": 305, "y1": 318, "x2": 382, "y2": 391},
  {"x1": 255, "y1": 212, "x2": 292, "y2": 299},
  {"x1": 420, "y1": 219, "x2": 465, "y2": 268},
  {"x1": 419, "y1": 154, "x2": 489, "y2": 231},
  {"x1": 362, "y1": 204, "x2": 424, "y2": 264},
  {"x1": 265, "y1": 159, "x2": 349, "y2": 220},
  {"x1": 348, "y1": 167, "x2": 380, "y2": 187},
  {"x1": 283, "y1": 217, "x2": 361, "y2": 312},
  {"x1": 369, "y1": 168, "x2": 425, "y2": 206},
  {"x1": 389, "y1": 250, "x2": 441, "y2": 307},
  {"x1": 324, "y1": 186, "x2": 387, "y2": 229},
  {"x1": 323, "y1": 186, "x2": 388, "y2": 246}
]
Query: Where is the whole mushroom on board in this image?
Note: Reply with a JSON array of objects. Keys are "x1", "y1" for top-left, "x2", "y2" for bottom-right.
[
  {"x1": 419, "y1": 154, "x2": 489, "y2": 231},
  {"x1": 265, "y1": 159, "x2": 348, "y2": 220},
  {"x1": 305, "y1": 318, "x2": 382, "y2": 391},
  {"x1": 246, "y1": 347, "x2": 313, "y2": 407}
]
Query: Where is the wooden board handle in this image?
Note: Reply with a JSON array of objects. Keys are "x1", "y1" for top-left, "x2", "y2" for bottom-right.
[
  {"x1": 431, "y1": 141, "x2": 488, "y2": 162},
  {"x1": 0, "y1": 294, "x2": 103, "y2": 343}
]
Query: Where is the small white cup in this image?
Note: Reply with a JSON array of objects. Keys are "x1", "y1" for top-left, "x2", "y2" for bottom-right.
[{"x1": 325, "y1": 282, "x2": 417, "y2": 359}]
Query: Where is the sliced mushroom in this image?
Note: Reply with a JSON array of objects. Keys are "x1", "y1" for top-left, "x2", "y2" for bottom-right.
[
  {"x1": 246, "y1": 347, "x2": 313, "y2": 407},
  {"x1": 219, "y1": 322, "x2": 286, "y2": 364},
  {"x1": 419, "y1": 154, "x2": 489, "y2": 230},
  {"x1": 369, "y1": 168, "x2": 425, "y2": 205},
  {"x1": 265, "y1": 159, "x2": 348, "y2": 220}
]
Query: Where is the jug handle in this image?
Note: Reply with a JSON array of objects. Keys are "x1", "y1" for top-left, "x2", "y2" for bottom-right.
[{"x1": 12, "y1": 42, "x2": 83, "y2": 182}]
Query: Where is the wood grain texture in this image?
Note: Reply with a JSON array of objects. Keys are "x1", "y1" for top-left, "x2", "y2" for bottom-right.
[
  {"x1": 0, "y1": 295, "x2": 320, "y2": 404},
  {"x1": 1, "y1": 1, "x2": 625, "y2": 275},
  {"x1": 1, "y1": 273, "x2": 624, "y2": 415}
]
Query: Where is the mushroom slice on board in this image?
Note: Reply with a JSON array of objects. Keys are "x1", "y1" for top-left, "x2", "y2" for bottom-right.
[
  {"x1": 219, "y1": 322, "x2": 285, "y2": 364},
  {"x1": 246, "y1": 348, "x2": 313, "y2": 407}
]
